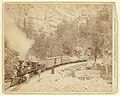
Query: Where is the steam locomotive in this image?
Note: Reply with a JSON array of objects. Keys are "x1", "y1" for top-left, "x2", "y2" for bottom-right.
[{"x1": 10, "y1": 60, "x2": 46, "y2": 87}]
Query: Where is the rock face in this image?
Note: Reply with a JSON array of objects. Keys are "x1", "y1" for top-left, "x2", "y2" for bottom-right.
[{"x1": 75, "y1": 70, "x2": 100, "y2": 79}]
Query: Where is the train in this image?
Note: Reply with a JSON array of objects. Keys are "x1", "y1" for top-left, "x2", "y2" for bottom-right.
[{"x1": 10, "y1": 56, "x2": 87, "y2": 87}]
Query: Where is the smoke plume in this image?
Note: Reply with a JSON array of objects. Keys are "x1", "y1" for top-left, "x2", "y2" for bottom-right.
[{"x1": 4, "y1": 16, "x2": 34, "y2": 60}]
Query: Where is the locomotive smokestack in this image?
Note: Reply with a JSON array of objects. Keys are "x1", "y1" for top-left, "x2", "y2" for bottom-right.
[{"x1": 18, "y1": 60, "x2": 24, "y2": 65}]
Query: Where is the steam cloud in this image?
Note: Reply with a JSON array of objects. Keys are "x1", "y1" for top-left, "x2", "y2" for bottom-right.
[{"x1": 4, "y1": 16, "x2": 34, "y2": 60}]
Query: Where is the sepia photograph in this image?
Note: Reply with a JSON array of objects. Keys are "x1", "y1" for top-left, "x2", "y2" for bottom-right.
[{"x1": 3, "y1": 2, "x2": 118, "y2": 94}]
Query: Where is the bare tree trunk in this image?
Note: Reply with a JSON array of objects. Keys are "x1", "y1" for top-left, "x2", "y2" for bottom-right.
[
  {"x1": 102, "y1": 50, "x2": 109, "y2": 79},
  {"x1": 61, "y1": 55, "x2": 63, "y2": 64},
  {"x1": 93, "y1": 46, "x2": 97, "y2": 68},
  {"x1": 105, "y1": 64, "x2": 108, "y2": 78},
  {"x1": 95, "y1": 46, "x2": 97, "y2": 62}
]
